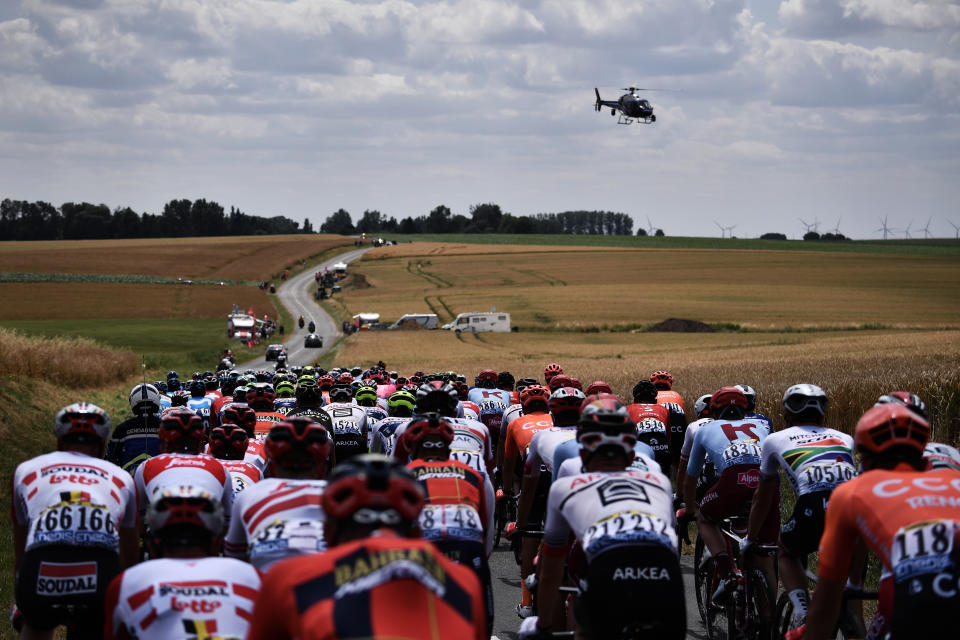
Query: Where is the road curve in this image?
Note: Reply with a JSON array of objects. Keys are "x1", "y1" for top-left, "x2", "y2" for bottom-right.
[{"x1": 240, "y1": 247, "x2": 371, "y2": 370}]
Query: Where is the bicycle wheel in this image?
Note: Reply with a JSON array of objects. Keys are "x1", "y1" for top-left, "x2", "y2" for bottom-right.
[
  {"x1": 493, "y1": 499, "x2": 505, "y2": 547},
  {"x1": 775, "y1": 591, "x2": 794, "y2": 640},
  {"x1": 746, "y1": 568, "x2": 776, "y2": 640}
]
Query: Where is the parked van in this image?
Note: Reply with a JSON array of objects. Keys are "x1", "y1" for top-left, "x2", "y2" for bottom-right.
[
  {"x1": 388, "y1": 314, "x2": 439, "y2": 330},
  {"x1": 442, "y1": 312, "x2": 511, "y2": 334}
]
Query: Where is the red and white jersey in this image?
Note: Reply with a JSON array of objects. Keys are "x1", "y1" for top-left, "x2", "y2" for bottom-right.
[
  {"x1": 556, "y1": 449, "x2": 662, "y2": 479},
  {"x1": 134, "y1": 453, "x2": 232, "y2": 525},
  {"x1": 501, "y1": 403, "x2": 524, "y2": 433},
  {"x1": 459, "y1": 401, "x2": 480, "y2": 421},
  {"x1": 104, "y1": 557, "x2": 260, "y2": 640},
  {"x1": 11, "y1": 451, "x2": 137, "y2": 553},
  {"x1": 221, "y1": 460, "x2": 262, "y2": 496},
  {"x1": 224, "y1": 478, "x2": 327, "y2": 572},
  {"x1": 243, "y1": 440, "x2": 267, "y2": 472},
  {"x1": 524, "y1": 426, "x2": 577, "y2": 477},
  {"x1": 925, "y1": 442, "x2": 960, "y2": 472}
]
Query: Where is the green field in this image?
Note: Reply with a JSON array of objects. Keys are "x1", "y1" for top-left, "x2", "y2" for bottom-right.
[{"x1": 378, "y1": 233, "x2": 960, "y2": 256}]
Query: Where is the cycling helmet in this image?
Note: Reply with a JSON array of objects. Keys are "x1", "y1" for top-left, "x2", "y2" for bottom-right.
[
  {"x1": 351, "y1": 366, "x2": 363, "y2": 377},
  {"x1": 321, "y1": 454, "x2": 426, "y2": 546},
  {"x1": 548, "y1": 374, "x2": 574, "y2": 392},
  {"x1": 274, "y1": 380, "x2": 295, "y2": 398},
  {"x1": 247, "y1": 383, "x2": 276, "y2": 410},
  {"x1": 734, "y1": 385, "x2": 757, "y2": 412},
  {"x1": 145, "y1": 485, "x2": 224, "y2": 548},
  {"x1": 709, "y1": 387, "x2": 748, "y2": 419},
  {"x1": 549, "y1": 387, "x2": 587, "y2": 422},
  {"x1": 208, "y1": 423, "x2": 249, "y2": 460},
  {"x1": 317, "y1": 375, "x2": 335, "y2": 391},
  {"x1": 129, "y1": 383, "x2": 161, "y2": 416},
  {"x1": 650, "y1": 370, "x2": 674, "y2": 390},
  {"x1": 204, "y1": 376, "x2": 219, "y2": 392},
  {"x1": 328, "y1": 384, "x2": 354, "y2": 403},
  {"x1": 388, "y1": 390, "x2": 417, "y2": 417},
  {"x1": 155, "y1": 380, "x2": 168, "y2": 393},
  {"x1": 254, "y1": 369, "x2": 271, "y2": 383},
  {"x1": 632, "y1": 380, "x2": 658, "y2": 404},
  {"x1": 355, "y1": 385, "x2": 379, "y2": 407},
  {"x1": 265, "y1": 417, "x2": 332, "y2": 473},
  {"x1": 577, "y1": 397, "x2": 637, "y2": 462},
  {"x1": 54, "y1": 402, "x2": 112, "y2": 446},
  {"x1": 167, "y1": 370, "x2": 179, "y2": 380},
  {"x1": 519, "y1": 385, "x2": 551, "y2": 413},
  {"x1": 415, "y1": 383, "x2": 459, "y2": 417},
  {"x1": 693, "y1": 394, "x2": 712, "y2": 419},
  {"x1": 585, "y1": 381, "x2": 612, "y2": 397},
  {"x1": 543, "y1": 363, "x2": 564, "y2": 382},
  {"x1": 167, "y1": 378, "x2": 182, "y2": 392},
  {"x1": 221, "y1": 404, "x2": 257, "y2": 436},
  {"x1": 452, "y1": 380, "x2": 470, "y2": 400},
  {"x1": 515, "y1": 377, "x2": 539, "y2": 392},
  {"x1": 170, "y1": 390, "x2": 190, "y2": 407},
  {"x1": 875, "y1": 391, "x2": 928, "y2": 421},
  {"x1": 475, "y1": 369, "x2": 498, "y2": 389},
  {"x1": 782, "y1": 384, "x2": 828, "y2": 417},
  {"x1": 189, "y1": 380, "x2": 205, "y2": 398},
  {"x1": 337, "y1": 373, "x2": 355, "y2": 386},
  {"x1": 395, "y1": 376, "x2": 408, "y2": 386},
  {"x1": 231, "y1": 386, "x2": 249, "y2": 403},
  {"x1": 497, "y1": 371, "x2": 516, "y2": 391},
  {"x1": 855, "y1": 404, "x2": 930, "y2": 458},
  {"x1": 402, "y1": 413, "x2": 455, "y2": 452},
  {"x1": 158, "y1": 408, "x2": 204, "y2": 452}
]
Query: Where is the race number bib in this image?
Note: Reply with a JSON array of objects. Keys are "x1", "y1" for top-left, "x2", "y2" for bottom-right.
[
  {"x1": 798, "y1": 462, "x2": 855, "y2": 493},
  {"x1": 449, "y1": 450, "x2": 485, "y2": 474},
  {"x1": 32, "y1": 502, "x2": 117, "y2": 548},
  {"x1": 892, "y1": 520, "x2": 956, "y2": 582},
  {"x1": 419, "y1": 504, "x2": 483, "y2": 542},
  {"x1": 721, "y1": 441, "x2": 762, "y2": 466},
  {"x1": 250, "y1": 519, "x2": 325, "y2": 559},
  {"x1": 582, "y1": 510, "x2": 676, "y2": 558}
]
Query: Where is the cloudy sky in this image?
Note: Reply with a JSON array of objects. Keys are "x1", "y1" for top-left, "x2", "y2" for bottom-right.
[{"x1": 1, "y1": 0, "x2": 958, "y2": 239}]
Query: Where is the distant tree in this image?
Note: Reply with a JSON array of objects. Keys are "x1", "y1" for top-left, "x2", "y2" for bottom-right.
[
  {"x1": 356, "y1": 209, "x2": 384, "y2": 234},
  {"x1": 760, "y1": 232, "x2": 787, "y2": 240},
  {"x1": 425, "y1": 205, "x2": 453, "y2": 233},
  {"x1": 302, "y1": 218, "x2": 314, "y2": 234},
  {"x1": 655, "y1": 229, "x2": 664, "y2": 237},
  {"x1": 820, "y1": 232, "x2": 850, "y2": 242},
  {"x1": 803, "y1": 231, "x2": 821, "y2": 241},
  {"x1": 398, "y1": 216, "x2": 420, "y2": 234},
  {"x1": 468, "y1": 203, "x2": 503, "y2": 233},
  {"x1": 636, "y1": 227, "x2": 648, "y2": 236},
  {"x1": 321, "y1": 209, "x2": 354, "y2": 235}
]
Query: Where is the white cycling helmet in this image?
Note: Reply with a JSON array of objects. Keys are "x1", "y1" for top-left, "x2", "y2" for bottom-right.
[
  {"x1": 693, "y1": 394, "x2": 712, "y2": 418},
  {"x1": 146, "y1": 485, "x2": 224, "y2": 538},
  {"x1": 782, "y1": 384, "x2": 828, "y2": 416},
  {"x1": 129, "y1": 383, "x2": 161, "y2": 415},
  {"x1": 734, "y1": 385, "x2": 757, "y2": 411},
  {"x1": 54, "y1": 402, "x2": 112, "y2": 444}
]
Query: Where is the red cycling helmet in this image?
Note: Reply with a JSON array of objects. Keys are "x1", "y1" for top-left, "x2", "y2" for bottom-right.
[
  {"x1": 543, "y1": 363, "x2": 564, "y2": 382},
  {"x1": 158, "y1": 409, "x2": 205, "y2": 452},
  {"x1": 650, "y1": 370, "x2": 674, "y2": 390},
  {"x1": 402, "y1": 413, "x2": 455, "y2": 452},
  {"x1": 549, "y1": 387, "x2": 587, "y2": 419},
  {"x1": 566, "y1": 377, "x2": 583, "y2": 391},
  {"x1": 875, "y1": 391, "x2": 928, "y2": 421},
  {"x1": 520, "y1": 385, "x2": 551, "y2": 412},
  {"x1": 208, "y1": 423, "x2": 249, "y2": 460},
  {"x1": 585, "y1": 381, "x2": 612, "y2": 396},
  {"x1": 321, "y1": 454, "x2": 426, "y2": 547},
  {"x1": 247, "y1": 383, "x2": 276, "y2": 410},
  {"x1": 452, "y1": 380, "x2": 469, "y2": 400},
  {"x1": 221, "y1": 404, "x2": 257, "y2": 436},
  {"x1": 265, "y1": 417, "x2": 332, "y2": 474},
  {"x1": 337, "y1": 373, "x2": 354, "y2": 386},
  {"x1": 855, "y1": 404, "x2": 930, "y2": 457},
  {"x1": 548, "y1": 374, "x2": 574, "y2": 392},
  {"x1": 475, "y1": 369, "x2": 498, "y2": 388},
  {"x1": 709, "y1": 387, "x2": 748, "y2": 418},
  {"x1": 317, "y1": 375, "x2": 335, "y2": 391}
]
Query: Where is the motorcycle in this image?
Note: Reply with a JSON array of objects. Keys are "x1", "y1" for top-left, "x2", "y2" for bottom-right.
[{"x1": 298, "y1": 315, "x2": 305, "y2": 329}]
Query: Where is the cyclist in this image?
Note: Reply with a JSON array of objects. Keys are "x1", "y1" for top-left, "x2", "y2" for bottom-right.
[
  {"x1": 371, "y1": 389, "x2": 416, "y2": 456},
  {"x1": 355, "y1": 384, "x2": 388, "y2": 448},
  {"x1": 404, "y1": 414, "x2": 495, "y2": 634},
  {"x1": 273, "y1": 379, "x2": 298, "y2": 415},
  {"x1": 498, "y1": 371, "x2": 517, "y2": 402},
  {"x1": 626, "y1": 380, "x2": 672, "y2": 476},
  {"x1": 224, "y1": 417, "x2": 332, "y2": 571},
  {"x1": 185, "y1": 379, "x2": 213, "y2": 428},
  {"x1": 221, "y1": 404, "x2": 267, "y2": 472},
  {"x1": 249, "y1": 382, "x2": 286, "y2": 438},
  {"x1": 805, "y1": 404, "x2": 959, "y2": 640},
  {"x1": 736, "y1": 384, "x2": 772, "y2": 426},
  {"x1": 925, "y1": 441, "x2": 960, "y2": 472},
  {"x1": 104, "y1": 486, "x2": 261, "y2": 640},
  {"x1": 741, "y1": 384, "x2": 855, "y2": 633},
  {"x1": 543, "y1": 362, "x2": 564, "y2": 385},
  {"x1": 324, "y1": 383, "x2": 370, "y2": 462},
  {"x1": 107, "y1": 383, "x2": 164, "y2": 474},
  {"x1": 133, "y1": 408, "x2": 233, "y2": 529},
  {"x1": 675, "y1": 393, "x2": 713, "y2": 489},
  {"x1": 651, "y1": 370, "x2": 688, "y2": 467},
  {"x1": 12, "y1": 403, "x2": 138, "y2": 640},
  {"x1": 683, "y1": 387, "x2": 773, "y2": 604},
  {"x1": 207, "y1": 422, "x2": 263, "y2": 496},
  {"x1": 522, "y1": 397, "x2": 684, "y2": 640},
  {"x1": 469, "y1": 370, "x2": 511, "y2": 450},
  {"x1": 502, "y1": 385, "x2": 554, "y2": 498},
  {"x1": 246, "y1": 454, "x2": 486, "y2": 640}
]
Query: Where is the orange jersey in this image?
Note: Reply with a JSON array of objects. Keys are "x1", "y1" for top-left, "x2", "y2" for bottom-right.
[
  {"x1": 656, "y1": 390, "x2": 685, "y2": 413},
  {"x1": 504, "y1": 412, "x2": 555, "y2": 462},
  {"x1": 818, "y1": 465, "x2": 960, "y2": 582},
  {"x1": 246, "y1": 532, "x2": 485, "y2": 640},
  {"x1": 627, "y1": 403, "x2": 669, "y2": 427},
  {"x1": 254, "y1": 411, "x2": 286, "y2": 438}
]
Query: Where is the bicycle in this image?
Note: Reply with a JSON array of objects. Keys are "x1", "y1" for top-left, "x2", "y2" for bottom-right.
[
  {"x1": 774, "y1": 557, "x2": 878, "y2": 640},
  {"x1": 494, "y1": 490, "x2": 518, "y2": 547},
  {"x1": 692, "y1": 512, "x2": 778, "y2": 640}
]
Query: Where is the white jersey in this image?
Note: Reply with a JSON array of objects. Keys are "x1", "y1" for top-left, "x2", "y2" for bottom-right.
[
  {"x1": 543, "y1": 468, "x2": 678, "y2": 561},
  {"x1": 12, "y1": 451, "x2": 137, "y2": 553},
  {"x1": 220, "y1": 460, "x2": 262, "y2": 496},
  {"x1": 323, "y1": 402, "x2": 369, "y2": 438},
  {"x1": 525, "y1": 426, "x2": 577, "y2": 476},
  {"x1": 924, "y1": 442, "x2": 960, "y2": 472},
  {"x1": 134, "y1": 453, "x2": 232, "y2": 527},
  {"x1": 224, "y1": 477, "x2": 327, "y2": 572},
  {"x1": 556, "y1": 447, "x2": 662, "y2": 480},
  {"x1": 680, "y1": 418, "x2": 711, "y2": 460},
  {"x1": 459, "y1": 402, "x2": 479, "y2": 421},
  {"x1": 393, "y1": 416, "x2": 493, "y2": 473},
  {"x1": 501, "y1": 403, "x2": 524, "y2": 434},
  {"x1": 106, "y1": 557, "x2": 260, "y2": 640},
  {"x1": 371, "y1": 417, "x2": 410, "y2": 456},
  {"x1": 362, "y1": 406, "x2": 387, "y2": 448},
  {"x1": 759, "y1": 426, "x2": 855, "y2": 496}
]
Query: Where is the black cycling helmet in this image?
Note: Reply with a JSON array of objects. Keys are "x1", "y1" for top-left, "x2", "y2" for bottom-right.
[
  {"x1": 631, "y1": 380, "x2": 658, "y2": 404},
  {"x1": 497, "y1": 371, "x2": 515, "y2": 391},
  {"x1": 415, "y1": 383, "x2": 459, "y2": 418},
  {"x1": 189, "y1": 380, "x2": 206, "y2": 398}
]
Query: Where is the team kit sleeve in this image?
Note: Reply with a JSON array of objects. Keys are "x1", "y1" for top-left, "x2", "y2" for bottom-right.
[
  {"x1": 119, "y1": 471, "x2": 138, "y2": 529},
  {"x1": 758, "y1": 431, "x2": 781, "y2": 479},
  {"x1": 482, "y1": 471, "x2": 495, "y2": 556},
  {"x1": 685, "y1": 428, "x2": 708, "y2": 478},
  {"x1": 815, "y1": 481, "x2": 861, "y2": 581},
  {"x1": 224, "y1": 490, "x2": 249, "y2": 558},
  {"x1": 541, "y1": 482, "x2": 572, "y2": 550}
]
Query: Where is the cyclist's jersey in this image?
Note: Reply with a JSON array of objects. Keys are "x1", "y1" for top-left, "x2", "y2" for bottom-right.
[
  {"x1": 104, "y1": 557, "x2": 261, "y2": 640},
  {"x1": 370, "y1": 417, "x2": 410, "y2": 456},
  {"x1": 12, "y1": 451, "x2": 137, "y2": 553},
  {"x1": 556, "y1": 446, "x2": 661, "y2": 479},
  {"x1": 254, "y1": 410, "x2": 287, "y2": 439},
  {"x1": 186, "y1": 396, "x2": 213, "y2": 427},
  {"x1": 205, "y1": 440, "x2": 267, "y2": 473},
  {"x1": 246, "y1": 531, "x2": 485, "y2": 640},
  {"x1": 925, "y1": 442, "x2": 960, "y2": 472},
  {"x1": 407, "y1": 459, "x2": 495, "y2": 556},
  {"x1": 220, "y1": 460, "x2": 262, "y2": 496},
  {"x1": 284, "y1": 406, "x2": 333, "y2": 431},
  {"x1": 679, "y1": 417, "x2": 711, "y2": 464},
  {"x1": 134, "y1": 453, "x2": 232, "y2": 525},
  {"x1": 106, "y1": 414, "x2": 163, "y2": 474},
  {"x1": 524, "y1": 426, "x2": 577, "y2": 478},
  {"x1": 323, "y1": 402, "x2": 369, "y2": 438},
  {"x1": 686, "y1": 418, "x2": 770, "y2": 481},
  {"x1": 626, "y1": 404, "x2": 671, "y2": 468},
  {"x1": 469, "y1": 389, "x2": 511, "y2": 443},
  {"x1": 542, "y1": 468, "x2": 678, "y2": 561},
  {"x1": 503, "y1": 412, "x2": 554, "y2": 462},
  {"x1": 655, "y1": 390, "x2": 685, "y2": 414},
  {"x1": 224, "y1": 477, "x2": 327, "y2": 572},
  {"x1": 759, "y1": 426, "x2": 855, "y2": 496},
  {"x1": 393, "y1": 417, "x2": 492, "y2": 474},
  {"x1": 158, "y1": 394, "x2": 172, "y2": 410},
  {"x1": 274, "y1": 398, "x2": 298, "y2": 415},
  {"x1": 745, "y1": 411, "x2": 772, "y2": 427},
  {"x1": 627, "y1": 403, "x2": 669, "y2": 428},
  {"x1": 459, "y1": 401, "x2": 480, "y2": 421},
  {"x1": 362, "y1": 405, "x2": 388, "y2": 424},
  {"x1": 501, "y1": 403, "x2": 524, "y2": 434},
  {"x1": 818, "y1": 465, "x2": 960, "y2": 583}
]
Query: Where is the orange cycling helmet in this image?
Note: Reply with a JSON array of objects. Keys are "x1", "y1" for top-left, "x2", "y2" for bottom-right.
[
  {"x1": 650, "y1": 370, "x2": 674, "y2": 390},
  {"x1": 855, "y1": 404, "x2": 930, "y2": 457},
  {"x1": 543, "y1": 363, "x2": 564, "y2": 381},
  {"x1": 520, "y1": 385, "x2": 551, "y2": 412}
]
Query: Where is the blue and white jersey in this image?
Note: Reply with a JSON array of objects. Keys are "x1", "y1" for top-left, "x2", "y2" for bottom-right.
[
  {"x1": 686, "y1": 418, "x2": 770, "y2": 481},
  {"x1": 746, "y1": 412, "x2": 773, "y2": 428},
  {"x1": 274, "y1": 398, "x2": 297, "y2": 415},
  {"x1": 371, "y1": 417, "x2": 411, "y2": 457},
  {"x1": 186, "y1": 396, "x2": 213, "y2": 427},
  {"x1": 467, "y1": 388, "x2": 511, "y2": 415}
]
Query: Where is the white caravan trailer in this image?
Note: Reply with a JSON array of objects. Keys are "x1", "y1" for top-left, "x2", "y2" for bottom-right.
[{"x1": 442, "y1": 312, "x2": 511, "y2": 334}]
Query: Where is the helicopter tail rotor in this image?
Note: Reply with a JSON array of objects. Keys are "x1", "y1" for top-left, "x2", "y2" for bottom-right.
[{"x1": 595, "y1": 88, "x2": 601, "y2": 112}]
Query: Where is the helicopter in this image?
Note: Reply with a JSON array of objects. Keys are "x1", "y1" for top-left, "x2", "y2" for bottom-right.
[{"x1": 594, "y1": 87, "x2": 659, "y2": 124}]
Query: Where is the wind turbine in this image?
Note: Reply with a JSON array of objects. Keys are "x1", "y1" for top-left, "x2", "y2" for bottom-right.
[
  {"x1": 876, "y1": 216, "x2": 895, "y2": 240},
  {"x1": 903, "y1": 220, "x2": 913, "y2": 239},
  {"x1": 723, "y1": 224, "x2": 737, "y2": 239},
  {"x1": 829, "y1": 217, "x2": 842, "y2": 235},
  {"x1": 714, "y1": 220, "x2": 726, "y2": 239},
  {"x1": 949, "y1": 220, "x2": 960, "y2": 240},
  {"x1": 799, "y1": 218, "x2": 818, "y2": 235},
  {"x1": 646, "y1": 216, "x2": 656, "y2": 236},
  {"x1": 918, "y1": 217, "x2": 932, "y2": 239}
]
